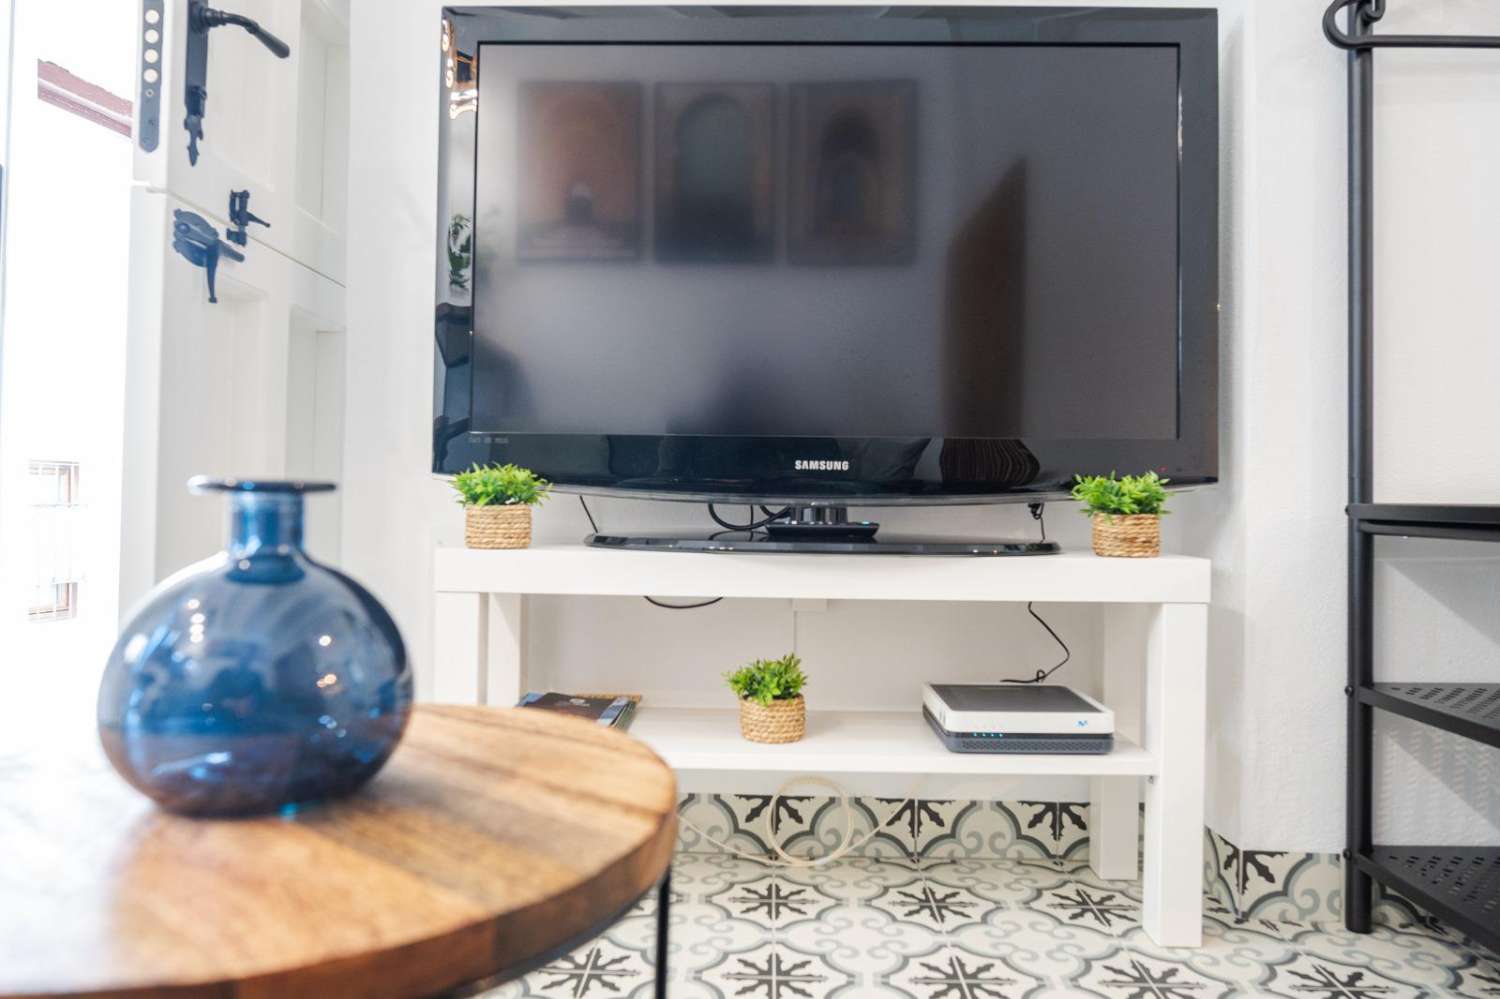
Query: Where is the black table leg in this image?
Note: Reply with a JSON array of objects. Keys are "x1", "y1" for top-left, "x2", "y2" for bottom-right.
[{"x1": 655, "y1": 871, "x2": 671, "y2": 998}]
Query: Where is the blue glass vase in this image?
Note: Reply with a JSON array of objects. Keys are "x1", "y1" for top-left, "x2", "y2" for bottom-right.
[{"x1": 98, "y1": 478, "x2": 412, "y2": 816}]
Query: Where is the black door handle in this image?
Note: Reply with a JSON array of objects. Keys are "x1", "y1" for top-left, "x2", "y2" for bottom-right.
[
  {"x1": 193, "y1": 4, "x2": 291, "y2": 58},
  {"x1": 183, "y1": 0, "x2": 291, "y2": 166}
]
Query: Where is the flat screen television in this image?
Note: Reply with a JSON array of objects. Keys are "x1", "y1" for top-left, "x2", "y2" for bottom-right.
[{"x1": 433, "y1": 6, "x2": 1219, "y2": 510}]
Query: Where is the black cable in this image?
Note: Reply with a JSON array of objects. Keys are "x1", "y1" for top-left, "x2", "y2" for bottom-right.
[
  {"x1": 708, "y1": 502, "x2": 790, "y2": 532},
  {"x1": 584, "y1": 495, "x2": 726, "y2": 609},
  {"x1": 1004, "y1": 503, "x2": 1071, "y2": 683},
  {"x1": 1002, "y1": 602, "x2": 1072, "y2": 684},
  {"x1": 1028, "y1": 501, "x2": 1048, "y2": 542}
]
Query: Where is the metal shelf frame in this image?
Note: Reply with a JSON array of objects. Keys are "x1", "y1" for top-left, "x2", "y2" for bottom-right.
[
  {"x1": 1353, "y1": 847, "x2": 1500, "y2": 946},
  {"x1": 1350, "y1": 504, "x2": 1500, "y2": 544},
  {"x1": 1328, "y1": 0, "x2": 1500, "y2": 952},
  {"x1": 1359, "y1": 684, "x2": 1500, "y2": 752}
]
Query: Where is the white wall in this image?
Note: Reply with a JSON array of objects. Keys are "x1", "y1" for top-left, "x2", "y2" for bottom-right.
[
  {"x1": 1224, "y1": 0, "x2": 1500, "y2": 851},
  {"x1": 345, "y1": 0, "x2": 1499, "y2": 854}
]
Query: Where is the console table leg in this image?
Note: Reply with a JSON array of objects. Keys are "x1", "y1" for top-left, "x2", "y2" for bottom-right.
[
  {"x1": 655, "y1": 871, "x2": 671, "y2": 999},
  {"x1": 1092, "y1": 605, "x2": 1147, "y2": 881},
  {"x1": 1141, "y1": 602, "x2": 1208, "y2": 947},
  {"x1": 485, "y1": 593, "x2": 525, "y2": 706},
  {"x1": 1089, "y1": 776, "x2": 1140, "y2": 881},
  {"x1": 432, "y1": 591, "x2": 486, "y2": 704}
]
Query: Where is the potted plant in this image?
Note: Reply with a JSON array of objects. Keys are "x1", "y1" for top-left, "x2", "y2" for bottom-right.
[
  {"x1": 452, "y1": 463, "x2": 550, "y2": 550},
  {"x1": 1072, "y1": 471, "x2": 1169, "y2": 558},
  {"x1": 725, "y1": 654, "x2": 807, "y2": 744},
  {"x1": 447, "y1": 213, "x2": 472, "y2": 292}
]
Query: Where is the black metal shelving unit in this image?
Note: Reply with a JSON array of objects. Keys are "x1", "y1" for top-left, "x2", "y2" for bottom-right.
[{"x1": 1325, "y1": 0, "x2": 1500, "y2": 952}]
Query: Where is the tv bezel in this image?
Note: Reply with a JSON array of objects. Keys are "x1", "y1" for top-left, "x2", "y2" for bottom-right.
[{"x1": 433, "y1": 6, "x2": 1219, "y2": 506}]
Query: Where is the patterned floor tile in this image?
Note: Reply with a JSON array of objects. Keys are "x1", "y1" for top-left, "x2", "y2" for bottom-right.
[
  {"x1": 1034, "y1": 881, "x2": 1142, "y2": 936},
  {"x1": 693, "y1": 939, "x2": 856, "y2": 998},
  {"x1": 1003, "y1": 801, "x2": 1092, "y2": 864},
  {"x1": 868, "y1": 876, "x2": 996, "y2": 932},
  {"x1": 506, "y1": 937, "x2": 655, "y2": 998},
  {"x1": 1252, "y1": 950, "x2": 1433, "y2": 998},
  {"x1": 675, "y1": 793, "x2": 1101, "y2": 866},
  {"x1": 849, "y1": 797, "x2": 923, "y2": 859},
  {"x1": 703, "y1": 872, "x2": 841, "y2": 930},
  {"x1": 921, "y1": 801, "x2": 1019, "y2": 862},
  {"x1": 1285, "y1": 923, "x2": 1481, "y2": 995},
  {"x1": 778, "y1": 853, "x2": 929, "y2": 904},
  {"x1": 922, "y1": 855, "x2": 1084, "y2": 907},
  {"x1": 672, "y1": 851, "x2": 777, "y2": 900},
  {"x1": 778, "y1": 871, "x2": 949, "y2": 978},
  {"x1": 883, "y1": 943, "x2": 1048, "y2": 998},
  {"x1": 1072, "y1": 950, "x2": 1239, "y2": 998},
  {"x1": 496, "y1": 848, "x2": 1498, "y2": 999},
  {"x1": 1450, "y1": 955, "x2": 1500, "y2": 998}
]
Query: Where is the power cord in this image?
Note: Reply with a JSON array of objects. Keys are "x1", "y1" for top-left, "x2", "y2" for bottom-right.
[
  {"x1": 580, "y1": 495, "x2": 725, "y2": 610},
  {"x1": 708, "y1": 503, "x2": 791, "y2": 532},
  {"x1": 1003, "y1": 602, "x2": 1072, "y2": 684},
  {"x1": 1003, "y1": 503, "x2": 1072, "y2": 684},
  {"x1": 1028, "y1": 501, "x2": 1048, "y2": 541}
]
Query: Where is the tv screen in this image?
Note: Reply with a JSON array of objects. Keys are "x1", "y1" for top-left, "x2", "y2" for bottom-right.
[{"x1": 434, "y1": 7, "x2": 1219, "y2": 503}]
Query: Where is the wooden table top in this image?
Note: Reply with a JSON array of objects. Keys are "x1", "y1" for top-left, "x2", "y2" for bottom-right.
[{"x1": 0, "y1": 705, "x2": 678, "y2": 999}]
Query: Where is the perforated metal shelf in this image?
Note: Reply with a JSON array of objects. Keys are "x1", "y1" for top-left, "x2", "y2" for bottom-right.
[
  {"x1": 1359, "y1": 683, "x2": 1500, "y2": 750},
  {"x1": 1356, "y1": 847, "x2": 1500, "y2": 951},
  {"x1": 1349, "y1": 503, "x2": 1500, "y2": 543}
]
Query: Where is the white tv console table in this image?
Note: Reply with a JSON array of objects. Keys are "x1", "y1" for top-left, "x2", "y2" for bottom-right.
[{"x1": 432, "y1": 545, "x2": 1211, "y2": 946}]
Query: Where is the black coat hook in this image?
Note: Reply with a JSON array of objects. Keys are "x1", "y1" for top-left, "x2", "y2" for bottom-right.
[{"x1": 184, "y1": 0, "x2": 291, "y2": 166}]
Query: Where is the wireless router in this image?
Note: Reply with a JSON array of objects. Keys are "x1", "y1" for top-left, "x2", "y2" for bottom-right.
[{"x1": 922, "y1": 683, "x2": 1114, "y2": 754}]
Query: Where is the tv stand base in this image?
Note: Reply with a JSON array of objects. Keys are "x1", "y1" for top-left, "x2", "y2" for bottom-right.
[
  {"x1": 763, "y1": 505, "x2": 880, "y2": 542},
  {"x1": 586, "y1": 533, "x2": 1059, "y2": 557}
]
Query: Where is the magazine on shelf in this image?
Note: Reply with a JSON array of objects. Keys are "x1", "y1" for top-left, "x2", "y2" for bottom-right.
[{"x1": 517, "y1": 692, "x2": 639, "y2": 730}]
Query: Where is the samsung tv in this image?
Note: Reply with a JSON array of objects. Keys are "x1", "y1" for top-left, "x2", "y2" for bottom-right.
[{"x1": 433, "y1": 6, "x2": 1219, "y2": 521}]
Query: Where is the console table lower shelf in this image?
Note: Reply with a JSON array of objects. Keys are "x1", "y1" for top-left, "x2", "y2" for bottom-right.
[
  {"x1": 627, "y1": 706, "x2": 1155, "y2": 795},
  {"x1": 431, "y1": 544, "x2": 1211, "y2": 947}
]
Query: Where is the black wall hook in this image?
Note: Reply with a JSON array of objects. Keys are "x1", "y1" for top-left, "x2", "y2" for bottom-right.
[
  {"x1": 184, "y1": 0, "x2": 291, "y2": 165},
  {"x1": 172, "y1": 209, "x2": 244, "y2": 303}
]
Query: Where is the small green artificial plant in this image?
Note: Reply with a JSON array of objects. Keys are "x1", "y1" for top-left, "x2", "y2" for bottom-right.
[
  {"x1": 447, "y1": 214, "x2": 473, "y2": 291},
  {"x1": 725, "y1": 653, "x2": 807, "y2": 707},
  {"x1": 452, "y1": 463, "x2": 551, "y2": 507},
  {"x1": 1071, "y1": 471, "x2": 1170, "y2": 519}
]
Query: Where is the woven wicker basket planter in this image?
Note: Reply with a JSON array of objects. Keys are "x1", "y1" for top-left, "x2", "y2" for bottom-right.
[
  {"x1": 464, "y1": 504, "x2": 532, "y2": 550},
  {"x1": 738, "y1": 695, "x2": 806, "y2": 744},
  {"x1": 1091, "y1": 513, "x2": 1161, "y2": 558}
]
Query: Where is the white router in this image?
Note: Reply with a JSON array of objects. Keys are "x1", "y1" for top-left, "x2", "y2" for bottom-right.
[{"x1": 922, "y1": 683, "x2": 1115, "y2": 754}]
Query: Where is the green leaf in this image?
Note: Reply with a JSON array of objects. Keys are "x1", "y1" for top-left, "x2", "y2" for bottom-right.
[
  {"x1": 1069, "y1": 471, "x2": 1171, "y2": 518},
  {"x1": 451, "y1": 463, "x2": 551, "y2": 507},
  {"x1": 724, "y1": 653, "x2": 807, "y2": 707}
]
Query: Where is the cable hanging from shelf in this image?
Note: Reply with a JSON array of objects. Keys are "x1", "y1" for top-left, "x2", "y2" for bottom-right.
[{"x1": 1323, "y1": 0, "x2": 1500, "y2": 50}]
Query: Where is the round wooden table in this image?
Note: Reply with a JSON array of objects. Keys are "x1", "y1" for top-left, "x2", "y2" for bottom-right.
[{"x1": 0, "y1": 705, "x2": 678, "y2": 999}]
